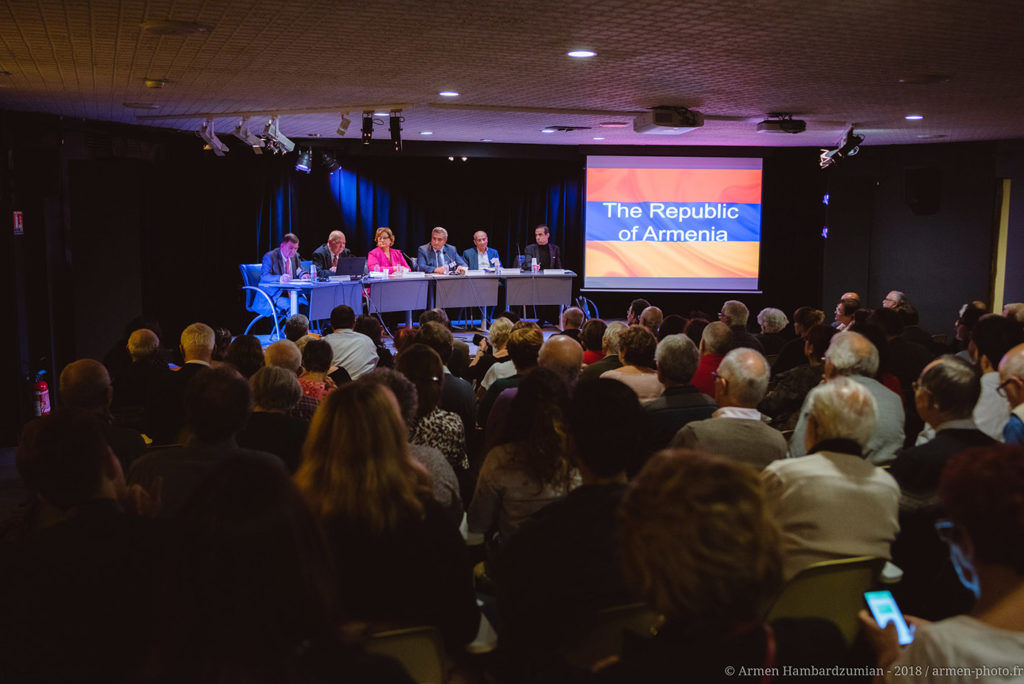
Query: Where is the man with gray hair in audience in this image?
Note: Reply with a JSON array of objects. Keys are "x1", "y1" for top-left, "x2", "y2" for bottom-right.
[
  {"x1": 150, "y1": 322, "x2": 215, "y2": 445},
  {"x1": 580, "y1": 321, "x2": 627, "y2": 382},
  {"x1": 283, "y1": 314, "x2": 311, "y2": 342},
  {"x1": 719, "y1": 299, "x2": 765, "y2": 353},
  {"x1": 640, "y1": 334, "x2": 716, "y2": 467},
  {"x1": 639, "y1": 306, "x2": 664, "y2": 336},
  {"x1": 762, "y1": 377, "x2": 900, "y2": 580},
  {"x1": 264, "y1": 339, "x2": 320, "y2": 423},
  {"x1": 755, "y1": 307, "x2": 789, "y2": 356},
  {"x1": 790, "y1": 331, "x2": 905, "y2": 464},
  {"x1": 556, "y1": 307, "x2": 585, "y2": 344},
  {"x1": 671, "y1": 347, "x2": 787, "y2": 470},
  {"x1": 111, "y1": 327, "x2": 168, "y2": 431}
]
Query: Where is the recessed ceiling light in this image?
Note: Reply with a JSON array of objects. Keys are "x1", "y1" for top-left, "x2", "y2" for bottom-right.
[
  {"x1": 373, "y1": 111, "x2": 388, "y2": 116},
  {"x1": 593, "y1": 136, "x2": 605, "y2": 140},
  {"x1": 567, "y1": 50, "x2": 596, "y2": 58},
  {"x1": 905, "y1": 114, "x2": 924, "y2": 120},
  {"x1": 420, "y1": 131, "x2": 433, "y2": 135},
  {"x1": 143, "y1": 78, "x2": 168, "y2": 89},
  {"x1": 481, "y1": 139, "x2": 492, "y2": 142},
  {"x1": 600, "y1": 121, "x2": 629, "y2": 128},
  {"x1": 541, "y1": 128, "x2": 556, "y2": 133},
  {"x1": 439, "y1": 91, "x2": 459, "y2": 97}
]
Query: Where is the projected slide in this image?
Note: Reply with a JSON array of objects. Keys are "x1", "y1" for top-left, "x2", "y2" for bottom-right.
[{"x1": 584, "y1": 156, "x2": 763, "y2": 292}]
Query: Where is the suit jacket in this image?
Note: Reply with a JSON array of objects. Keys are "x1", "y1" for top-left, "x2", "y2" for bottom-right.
[
  {"x1": 890, "y1": 426, "x2": 996, "y2": 499},
  {"x1": 311, "y1": 243, "x2": 352, "y2": 273},
  {"x1": 416, "y1": 243, "x2": 467, "y2": 272},
  {"x1": 672, "y1": 414, "x2": 788, "y2": 471},
  {"x1": 462, "y1": 247, "x2": 501, "y2": 270},
  {"x1": 579, "y1": 353, "x2": 622, "y2": 383},
  {"x1": 260, "y1": 247, "x2": 307, "y2": 282},
  {"x1": 523, "y1": 242, "x2": 561, "y2": 269},
  {"x1": 641, "y1": 385, "x2": 716, "y2": 470}
]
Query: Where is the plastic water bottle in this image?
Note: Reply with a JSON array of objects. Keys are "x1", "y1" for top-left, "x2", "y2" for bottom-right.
[
  {"x1": 531, "y1": 257, "x2": 539, "y2": 273},
  {"x1": 310, "y1": 263, "x2": 317, "y2": 279}
]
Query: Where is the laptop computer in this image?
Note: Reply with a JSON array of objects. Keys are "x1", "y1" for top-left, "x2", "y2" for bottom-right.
[{"x1": 335, "y1": 257, "x2": 367, "y2": 276}]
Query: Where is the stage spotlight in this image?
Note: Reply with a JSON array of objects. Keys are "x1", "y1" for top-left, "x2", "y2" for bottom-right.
[
  {"x1": 295, "y1": 147, "x2": 313, "y2": 173},
  {"x1": 389, "y1": 111, "x2": 403, "y2": 152},
  {"x1": 231, "y1": 117, "x2": 264, "y2": 154},
  {"x1": 198, "y1": 119, "x2": 228, "y2": 156},
  {"x1": 261, "y1": 116, "x2": 295, "y2": 154},
  {"x1": 337, "y1": 114, "x2": 351, "y2": 136},
  {"x1": 820, "y1": 127, "x2": 864, "y2": 169},
  {"x1": 361, "y1": 112, "x2": 373, "y2": 145},
  {"x1": 320, "y1": 152, "x2": 341, "y2": 173}
]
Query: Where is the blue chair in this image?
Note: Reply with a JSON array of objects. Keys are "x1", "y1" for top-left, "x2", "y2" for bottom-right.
[{"x1": 239, "y1": 263, "x2": 282, "y2": 340}]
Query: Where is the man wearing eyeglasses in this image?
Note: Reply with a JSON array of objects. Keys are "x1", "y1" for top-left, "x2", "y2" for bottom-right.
[{"x1": 998, "y1": 342, "x2": 1024, "y2": 444}]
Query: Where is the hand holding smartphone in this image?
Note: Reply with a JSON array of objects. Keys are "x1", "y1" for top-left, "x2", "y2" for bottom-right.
[{"x1": 864, "y1": 590, "x2": 914, "y2": 645}]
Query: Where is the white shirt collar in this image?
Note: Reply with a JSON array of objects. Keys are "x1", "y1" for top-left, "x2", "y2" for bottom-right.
[{"x1": 713, "y1": 406, "x2": 764, "y2": 421}]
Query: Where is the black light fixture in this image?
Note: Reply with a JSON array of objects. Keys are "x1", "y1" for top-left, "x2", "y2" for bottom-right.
[
  {"x1": 819, "y1": 127, "x2": 864, "y2": 169},
  {"x1": 295, "y1": 147, "x2": 313, "y2": 173},
  {"x1": 320, "y1": 152, "x2": 341, "y2": 173},
  {"x1": 389, "y1": 110, "x2": 403, "y2": 152},
  {"x1": 361, "y1": 111, "x2": 373, "y2": 145}
]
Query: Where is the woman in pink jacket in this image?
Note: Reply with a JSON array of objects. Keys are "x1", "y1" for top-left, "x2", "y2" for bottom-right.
[{"x1": 366, "y1": 226, "x2": 410, "y2": 274}]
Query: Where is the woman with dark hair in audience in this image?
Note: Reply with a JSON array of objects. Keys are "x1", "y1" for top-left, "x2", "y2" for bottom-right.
[
  {"x1": 759, "y1": 324, "x2": 837, "y2": 430},
  {"x1": 656, "y1": 313, "x2": 688, "y2": 342},
  {"x1": 396, "y1": 343, "x2": 469, "y2": 471},
  {"x1": 298, "y1": 338, "x2": 339, "y2": 399},
  {"x1": 237, "y1": 366, "x2": 308, "y2": 472},
  {"x1": 354, "y1": 314, "x2": 394, "y2": 369},
  {"x1": 595, "y1": 450, "x2": 848, "y2": 682},
  {"x1": 684, "y1": 317, "x2": 709, "y2": 349},
  {"x1": 600, "y1": 326, "x2": 664, "y2": 403},
  {"x1": 469, "y1": 367, "x2": 578, "y2": 546},
  {"x1": 142, "y1": 456, "x2": 413, "y2": 683},
  {"x1": 294, "y1": 382, "x2": 479, "y2": 652},
  {"x1": 224, "y1": 334, "x2": 265, "y2": 379},
  {"x1": 580, "y1": 318, "x2": 608, "y2": 365}
]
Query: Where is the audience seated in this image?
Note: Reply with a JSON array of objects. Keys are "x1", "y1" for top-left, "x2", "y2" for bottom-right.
[
  {"x1": 467, "y1": 316, "x2": 513, "y2": 387},
  {"x1": 625, "y1": 298, "x2": 650, "y2": 326},
  {"x1": 283, "y1": 313, "x2": 312, "y2": 342},
  {"x1": 419, "y1": 308, "x2": 471, "y2": 378},
  {"x1": 396, "y1": 343, "x2": 469, "y2": 472},
  {"x1": 579, "y1": 321, "x2": 626, "y2": 382},
  {"x1": 719, "y1": 299, "x2": 765, "y2": 353},
  {"x1": 59, "y1": 358, "x2": 145, "y2": 473},
  {"x1": 1000, "y1": 342, "x2": 1024, "y2": 445},
  {"x1": 417, "y1": 321, "x2": 476, "y2": 437},
  {"x1": 683, "y1": 316, "x2": 709, "y2": 349},
  {"x1": 361, "y1": 368, "x2": 463, "y2": 525},
  {"x1": 638, "y1": 305, "x2": 663, "y2": 335},
  {"x1": 236, "y1": 366, "x2": 308, "y2": 472},
  {"x1": 224, "y1": 333, "x2": 265, "y2": 379},
  {"x1": 556, "y1": 306, "x2": 585, "y2": 342},
  {"x1": 469, "y1": 367, "x2": 578, "y2": 547},
  {"x1": 969, "y1": 314, "x2": 1020, "y2": 440},
  {"x1": 692, "y1": 320, "x2": 732, "y2": 396},
  {"x1": 297, "y1": 338, "x2": 339, "y2": 400},
  {"x1": 672, "y1": 347, "x2": 786, "y2": 469},
  {"x1": 295, "y1": 382, "x2": 479, "y2": 651},
  {"x1": 790, "y1": 331, "x2": 905, "y2": 464},
  {"x1": 478, "y1": 324, "x2": 543, "y2": 427},
  {"x1": 772, "y1": 306, "x2": 825, "y2": 375},
  {"x1": 323, "y1": 304, "x2": 378, "y2": 380},
  {"x1": 129, "y1": 366, "x2": 285, "y2": 518},
  {"x1": 495, "y1": 379, "x2": 640, "y2": 678},
  {"x1": 0, "y1": 411, "x2": 161, "y2": 683},
  {"x1": 579, "y1": 317, "x2": 608, "y2": 364},
  {"x1": 760, "y1": 324, "x2": 836, "y2": 430},
  {"x1": 763, "y1": 378, "x2": 900, "y2": 580},
  {"x1": 755, "y1": 307, "x2": 789, "y2": 356},
  {"x1": 655, "y1": 313, "x2": 687, "y2": 341},
  {"x1": 595, "y1": 450, "x2": 848, "y2": 682},
  {"x1": 144, "y1": 456, "x2": 413, "y2": 684},
  {"x1": 148, "y1": 322, "x2": 215, "y2": 445},
  {"x1": 109, "y1": 327, "x2": 168, "y2": 431},
  {"x1": 889, "y1": 355, "x2": 991, "y2": 619},
  {"x1": 640, "y1": 334, "x2": 715, "y2": 467},
  {"x1": 355, "y1": 314, "x2": 394, "y2": 369},
  {"x1": 601, "y1": 326, "x2": 663, "y2": 403},
  {"x1": 862, "y1": 445, "x2": 1024, "y2": 681}
]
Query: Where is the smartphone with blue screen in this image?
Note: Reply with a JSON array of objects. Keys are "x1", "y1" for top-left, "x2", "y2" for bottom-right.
[{"x1": 865, "y1": 590, "x2": 914, "y2": 645}]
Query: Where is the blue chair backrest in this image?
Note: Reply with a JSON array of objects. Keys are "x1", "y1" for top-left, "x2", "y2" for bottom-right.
[{"x1": 239, "y1": 263, "x2": 273, "y2": 315}]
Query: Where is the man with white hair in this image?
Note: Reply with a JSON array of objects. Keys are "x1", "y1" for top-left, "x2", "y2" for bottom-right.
[
  {"x1": 579, "y1": 321, "x2": 627, "y2": 382},
  {"x1": 311, "y1": 230, "x2": 352, "y2": 275},
  {"x1": 719, "y1": 299, "x2": 764, "y2": 353},
  {"x1": 762, "y1": 378, "x2": 901, "y2": 580},
  {"x1": 150, "y1": 322, "x2": 215, "y2": 444},
  {"x1": 642, "y1": 334, "x2": 716, "y2": 460},
  {"x1": 671, "y1": 348, "x2": 787, "y2": 470},
  {"x1": 998, "y1": 342, "x2": 1024, "y2": 444},
  {"x1": 264, "y1": 338, "x2": 320, "y2": 422},
  {"x1": 789, "y1": 331, "x2": 905, "y2": 463},
  {"x1": 755, "y1": 307, "x2": 789, "y2": 356}
]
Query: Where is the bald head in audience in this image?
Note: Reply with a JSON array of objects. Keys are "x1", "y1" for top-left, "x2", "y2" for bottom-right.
[
  {"x1": 999, "y1": 343, "x2": 1024, "y2": 411},
  {"x1": 59, "y1": 359, "x2": 113, "y2": 414},
  {"x1": 127, "y1": 328, "x2": 160, "y2": 361},
  {"x1": 264, "y1": 339, "x2": 302, "y2": 375},
  {"x1": 699, "y1": 321, "x2": 732, "y2": 356},
  {"x1": 714, "y1": 348, "x2": 771, "y2": 408},
  {"x1": 538, "y1": 335, "x2": 584, "y2": 384},
  {"x1": 639, "y1": 306, "x2": 664, "y2": 334}
]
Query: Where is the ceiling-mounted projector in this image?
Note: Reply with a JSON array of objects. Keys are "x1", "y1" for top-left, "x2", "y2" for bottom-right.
[
  {"x1": 633, "y1": 107, "x2": 704, "y2": 135},
  {"x1": 757, "y1": 116, "x2": 807, "y2": 134}
]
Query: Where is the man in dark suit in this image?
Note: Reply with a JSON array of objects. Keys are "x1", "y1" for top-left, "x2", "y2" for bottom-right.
[
  {"x1": 260, "y1": 232, "x2": 308, "y2": 282},
  {"x1": 310, "y1": 230, "x2": 353, "y2": 275},
  {"x1": 523, "y1": 224, "x2": 561, "y2": 270},
  {"x1": 147, "y1": 322, "x2": 215, "y2": 445},
  {"x1": 416, "y1": 226, "x2": 467, "y2": 273},
  {"x1": 461, "y1": 230, "x2": 501, "y2": 270}
]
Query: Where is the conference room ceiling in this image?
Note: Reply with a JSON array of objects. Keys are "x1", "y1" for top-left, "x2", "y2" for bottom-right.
[{"x1": 1, "y1": 0, "x2": 1023, "y2": 149}]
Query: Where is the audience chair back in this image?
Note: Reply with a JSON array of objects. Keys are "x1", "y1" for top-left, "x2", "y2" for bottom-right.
[
  {"x1": 558, "y1": 603, "x2": 661, "y2": 671},
  {"x1": 239, "y1": 263, "x2": 282, "y2": 339},
  {"x1": 763, "y1": 555, "x2": 885, "y2": 647},
  {"x1": 364, "y1": 625, "x2": 448, "y2": 683}
]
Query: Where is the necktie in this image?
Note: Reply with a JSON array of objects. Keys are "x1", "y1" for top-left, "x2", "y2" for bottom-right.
[
  {"x1": 436, "y1": 250, "x2": 442, "y2": 267},
  {"x1": 332, "y1": 253, "x2": 338, "y2": 269}
]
